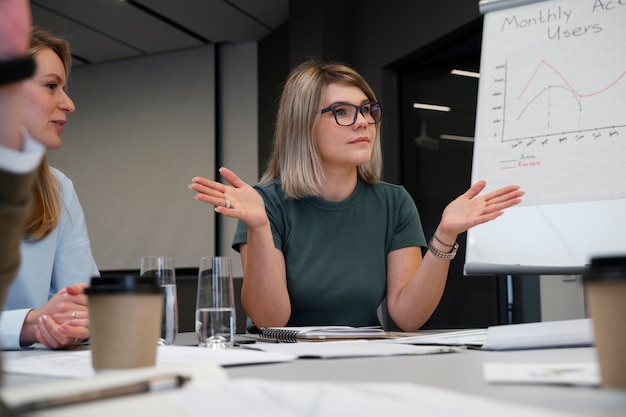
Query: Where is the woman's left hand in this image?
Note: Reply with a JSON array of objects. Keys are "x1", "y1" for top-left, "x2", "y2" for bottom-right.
[{"x1": 437, "y1": 180, "x2": 524, "y2": 240}]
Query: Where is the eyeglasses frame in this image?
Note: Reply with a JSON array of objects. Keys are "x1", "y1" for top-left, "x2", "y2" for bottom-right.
[{"x1": 320, "y1": 102, "x2": 382, "y2": 126}]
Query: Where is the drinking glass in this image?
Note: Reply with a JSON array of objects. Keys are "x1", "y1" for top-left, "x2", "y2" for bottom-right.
[
  {"x1": 140, "y1": 256, "x2": 178, "y2": 345},
  {"x1": 195, "y1": 256, "x2": 236, "y2": 348}
]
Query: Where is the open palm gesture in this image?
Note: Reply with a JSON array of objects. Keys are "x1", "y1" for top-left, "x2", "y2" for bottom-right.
[{"x1": 439, "y1": 180, "x2": 524, "y2": 237}]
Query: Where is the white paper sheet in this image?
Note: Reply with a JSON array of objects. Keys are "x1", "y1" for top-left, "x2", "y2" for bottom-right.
[
  {"x1": 168, "y1": 380, "x2": 580, "y2": 417},
  {"x1": 483, "y1": 362, "x2": 600, "y2": 386},
  {"x1": 3, "y1": 345, "x2": 296, "y2": 379},
  {"x1": 3, "y1": 379, "x2": 582, "y2": 417}
]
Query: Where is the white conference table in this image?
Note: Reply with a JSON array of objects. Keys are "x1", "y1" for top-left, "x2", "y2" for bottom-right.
[
  {"x1": 3, "y1": 332, "x2": 626, "y2": 417},
  {"x1": 224, "y1": 343, "x2": 626, "y2": 417}
]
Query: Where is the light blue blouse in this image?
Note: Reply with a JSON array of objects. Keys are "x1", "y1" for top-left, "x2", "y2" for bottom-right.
[
  {"x1": 0, "y1": 167, "x2": 99, "y2": 349},
  {"x1": 0, "y1": 131, "x2": 44, "y2": 174}
]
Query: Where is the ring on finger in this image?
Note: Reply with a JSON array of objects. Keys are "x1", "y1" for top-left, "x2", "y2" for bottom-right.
[
  {"x1": 72, "y1": 311, "x2": 78, "y2": 319},
  {"x1": 73, "y1": 337, "x2": 79, "y2": 344},
  {"x1": 224, "y1": 198, "x2": 231, "y2": 209}
]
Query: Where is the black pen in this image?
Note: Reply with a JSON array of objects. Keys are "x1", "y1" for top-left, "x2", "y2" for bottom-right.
[{"x1": 5, "y1": 373, "x2": 190, "y2": 415}]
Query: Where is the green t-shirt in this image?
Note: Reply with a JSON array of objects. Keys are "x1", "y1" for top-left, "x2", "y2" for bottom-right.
[{"x1": 233, "y1": 178, "x2": 426, "y2": 328}]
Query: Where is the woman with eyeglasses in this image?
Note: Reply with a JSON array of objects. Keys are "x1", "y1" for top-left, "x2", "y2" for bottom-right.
[
  {"x1": 0, "y1": 23, "x2": 99, "y2": 350},
  {"x1": 189, "y1": 60, "x2": 524, "y2": 332}
]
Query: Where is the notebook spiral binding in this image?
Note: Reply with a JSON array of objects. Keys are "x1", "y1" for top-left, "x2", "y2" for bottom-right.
[{"x1": 259, "y1": 328, "x2": 300, "y2": 343}]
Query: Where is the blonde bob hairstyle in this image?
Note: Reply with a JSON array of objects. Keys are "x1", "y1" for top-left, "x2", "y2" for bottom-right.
[
  {"x1": 260, "y1": 60, "x2": 383, "y2": 199},
  {"x1": 25, "y1": 27, "x2": 72, "y2": 241}
]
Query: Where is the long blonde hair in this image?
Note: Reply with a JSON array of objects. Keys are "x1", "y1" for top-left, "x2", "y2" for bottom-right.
[
  {"x1": 24, "y1": 27, "x2": 72, "y2": 241},
  {"x1": 260, "y1": 60, "x2": 383, "y2": 199}
]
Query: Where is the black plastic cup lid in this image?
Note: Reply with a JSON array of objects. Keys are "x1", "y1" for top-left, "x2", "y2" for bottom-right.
[
  {"x1": 583, "y1": 255, "x2": 626, "y2": 283},
  {"x1": 84, "y1": 275, "x2": 163, "y2": 295}
]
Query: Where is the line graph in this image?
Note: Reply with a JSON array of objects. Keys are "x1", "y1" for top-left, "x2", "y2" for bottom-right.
[{"x1": 489, "y1": 59, "x2": 626, "y2": 144}]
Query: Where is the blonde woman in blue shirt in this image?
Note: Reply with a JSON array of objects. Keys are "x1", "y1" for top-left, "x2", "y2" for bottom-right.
[
  {"x1": 0, "y1": 0, "x2": 44, "y2": 346},
  {"x1": 190, "y1": 60, "x2": 523, "y2": 331},
  {"x1": 0, "y1": 25, "x2": 98, "y2": 350}
]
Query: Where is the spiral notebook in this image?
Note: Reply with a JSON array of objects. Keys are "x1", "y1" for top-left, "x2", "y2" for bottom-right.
[{"x1": 258, "y1": 326, "x2": 390, "y2": 343}]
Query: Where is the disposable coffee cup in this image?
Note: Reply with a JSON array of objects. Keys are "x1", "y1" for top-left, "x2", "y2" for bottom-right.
[
  {"x1": 85, "y1": 275, "x2": 163, "y2": 370},
  {"x1": 583, "y1": 255, "x2": 626, "y2": 389}
]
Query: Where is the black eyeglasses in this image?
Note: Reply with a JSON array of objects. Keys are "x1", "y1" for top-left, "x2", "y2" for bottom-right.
[{"x1": 320, "y1": 102, "x2": 382, "y2": 126}]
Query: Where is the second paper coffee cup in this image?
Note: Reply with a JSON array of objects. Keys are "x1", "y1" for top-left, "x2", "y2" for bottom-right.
[
  {"x1": 85, "y1": 275, "x2": 163, "y2": 370},
  {"x1": 583, "y1": 255, "x2": 626, "y2": 389}
]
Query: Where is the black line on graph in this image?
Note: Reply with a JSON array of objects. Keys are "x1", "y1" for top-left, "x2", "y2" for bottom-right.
[{"x1": 517, "y1": 85, "x2": 582, "y2": 120}]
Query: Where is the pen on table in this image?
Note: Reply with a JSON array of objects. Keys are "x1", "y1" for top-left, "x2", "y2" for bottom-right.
[{"x1": 6, "y1": 373, "x2": 191, "y2": 415}]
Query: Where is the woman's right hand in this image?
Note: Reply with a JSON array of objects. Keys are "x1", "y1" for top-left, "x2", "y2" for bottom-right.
[
  {"x1": 189, "y1": 166, "x2": 269, "y2": 229},
  {"x1": 20, "y1": 283, "x2": 90, "y2": 349}
]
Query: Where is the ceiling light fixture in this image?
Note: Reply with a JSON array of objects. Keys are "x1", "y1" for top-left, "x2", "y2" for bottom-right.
[
  {"x1": 440, "y1": 134, "x2": 474, "y2": 142},
  {"x1": 412, "y1": 103, "x2": 451, "y2": 112},
  {"x1": 451, "y1": 69, "x2": 480, "y2": 78}
]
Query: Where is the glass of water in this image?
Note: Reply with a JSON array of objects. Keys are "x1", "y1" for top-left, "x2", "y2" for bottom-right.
[
  {"x1": 195, "y1": 256, "x2": 236, "y2": 348},
  {"x1": 140, "y1": 256, "x2": 178, "y2": 345}
]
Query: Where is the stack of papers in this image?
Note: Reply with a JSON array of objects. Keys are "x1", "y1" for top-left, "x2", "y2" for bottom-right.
[
  {"x1": 481, "y1": 319, "x2": 593, "y2": 350},
  {"x1": 384, "y1": 319, "x2": 593, "y2": 351},
  {"x1": 385, "y1": 329, "x2": 487, "y2": 347}
]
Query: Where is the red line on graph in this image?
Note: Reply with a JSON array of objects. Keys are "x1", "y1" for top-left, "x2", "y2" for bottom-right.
[{"x1": 518, "y1": 60, "x2": 626, "y2": 99}]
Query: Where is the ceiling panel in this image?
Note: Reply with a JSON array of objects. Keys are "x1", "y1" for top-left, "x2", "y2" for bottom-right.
[
  {"x1": 33, "y1": 0, "x2": 203, "y2": 56},
  {"x1": 231, "y1": 0, "x2": 290, "y2": 29},
  {"x1": 32, "y1": 4, "x2": 141, "y2": 64},
  {"x1": 29, "y1": 0, "x2": 289, "y2": 66},
  {"x1": 135, "y1": 0, "x2": 283, "y2": 44}
]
